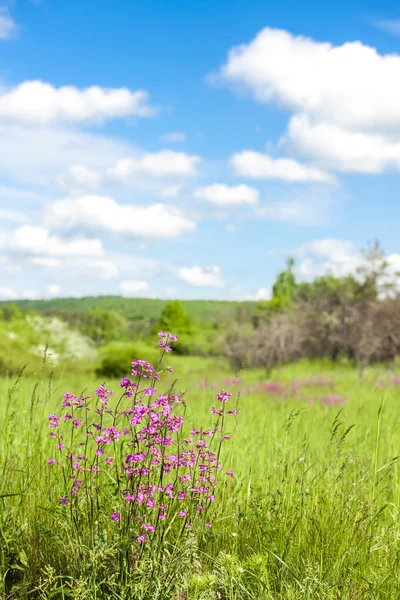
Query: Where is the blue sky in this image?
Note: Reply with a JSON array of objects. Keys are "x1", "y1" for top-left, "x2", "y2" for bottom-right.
[{"x1": 1, "y1": 0, "x2": 400, "y2": 300}]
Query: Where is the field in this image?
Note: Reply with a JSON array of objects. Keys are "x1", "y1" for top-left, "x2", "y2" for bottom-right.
[{"x1": 2, "y1": 344, "x2": 400, "y2": 599}]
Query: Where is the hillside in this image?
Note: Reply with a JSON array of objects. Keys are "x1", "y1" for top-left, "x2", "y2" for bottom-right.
[{"x1": 1, "y1": 296, "x2": 256, "y2": 323}]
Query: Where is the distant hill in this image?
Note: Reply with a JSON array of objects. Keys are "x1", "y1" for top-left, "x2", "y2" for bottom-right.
[{"x1": 1, "y1": 296, "x2": 256, "y2": 323}]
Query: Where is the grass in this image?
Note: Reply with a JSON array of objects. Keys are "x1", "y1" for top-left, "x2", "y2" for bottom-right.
[{"x1": 1, "y1": 354, "x2": 400, "y2": 599}]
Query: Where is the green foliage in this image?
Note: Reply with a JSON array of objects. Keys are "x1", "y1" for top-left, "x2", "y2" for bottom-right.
[
  {"x1": 96, "y1": 341, "x2": 159, "y2": 378},
  {"x1": 80, "y1": 309, "x2": 128, "y2": 345},
  {"x1": 4, "y1": 295, "x2": 256, "y2": 324},
  {"x1": 154, "y1": 300, "x2": 195, "y2": 354},
  {"x1": 155, "y1": 300, "x2": 193, "y2": 335}
]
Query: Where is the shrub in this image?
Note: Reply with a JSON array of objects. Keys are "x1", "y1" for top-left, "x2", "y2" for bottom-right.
[{"x1": 96, "y1": 341, "x2": 161, "y2": 378}]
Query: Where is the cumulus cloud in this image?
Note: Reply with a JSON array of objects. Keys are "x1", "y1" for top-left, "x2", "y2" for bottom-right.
[
  {"x1": 216, "y1": 27, "x2": 400, "y2": 175},
  {"x1": 107, "y1": 150, "x2": 200, "y2": 182},
  {"x1": 56, "y1": 165, "x2": 101, "y2": 194},
  {"x1": 253, "y1": 287, "x2": 272, "y2": 300},
  {"x1": 216, "y1": 27, "x2": 400, "y2": 131},
  {"x1": 284, "y1": 115, "x2": 400, "y2": 173},
  {"x1": 0, "y1": 8, "x2": 16, "y2": 40},
  {"x1": 28, "y1": 257, "x2": 62, "y2": 268},
  {"x1": 0, "y1": 124, "x2": 133, "y2": 186},
  {"x1": 193, "y1": 183, "x2": 259, "y2": 206},
  {"x1": 0, "y1": 225, "x2": 104, "y2": 257},
  {"x1": 231, "y1": 151, "x2": 334, "y2": 183},
  {"x1": 119, "y1": 280, "x2": 149, "y2": 296},
  {"x1": 160, "y1": 132, "x2": 186, "y2": 143},
  {"x1": 0, "y1": 208, "x2": 26, "y2": 222},
  {"x1": 44, "y1": 195, "x2": 196, "y2": 239},
  {"x1": 160, "y1": 184, "x2": 183, "y2": 198},
  {"x1": 179, "y1": 266, "x2": 224, "y2": 287},
  {"x1": 0, "y1": 81, "x2": 156, "y2": 125},
  {"x1": 296, "y1": 239, "x2": 361, "y2": 278}
]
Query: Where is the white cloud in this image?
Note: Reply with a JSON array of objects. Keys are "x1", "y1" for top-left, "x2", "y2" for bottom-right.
[
  {"x1": 56, "y1": 165, "x2": 100, "y2": 194},
  {"x1": 284, "y1": 115, "x2": 400, "y2": 173},
  {"x1": 160, "y1": 132, "x2": 186, "y2": 143},
  {"x1": 0, "y1": 124, "x2": 133, "y2": 186},
  {"x1": 107, "y1": 150, "x2": 200, "y2": 182},
  {"x1": 216, "y1": 27, "x2": 400, "y2": 132},
  {"x1": 179, "y1": 265, "x2": 224, "y2": 287},
  {"x1": 231, "y1": 151, "x2": 335, "y2": 183},
  {"x1": 374, "y1": 19, "x2": 400, "y2": 37},
  {"x1": 216, "y1": 27, "x2": 400, "y2": 175},
  {"x1": 0, "y1": 81, "x2": 156, "y2": 125},
  {"x1": 226, "y1": 223, "x2": 236, "y2": 232},
  {"x1": 254, "y1": 287, "x2": 272, "y2": 300},
  {"x1": 0, "y1": 225, "x2": 104, "y2": 257},
  {"x1": 0, "y1": 286, "x2": 18, "y2": 300},
  {"x1": 44, "y1": 195, "x2": 196, "y2": 239},
  {"x1": 160, "y1": 184, "x2": 183, "y2": 198},
  {"x1": 85, "y1": 259, "x2": 119, "y2": 279},
  {"x1": 28, "y1": 257, "x2": 62, "y2": 268},
  {"x1": 0, "y1": 8, "x2": 16, "y2": 40},
  {"x1": 193, "y1": 183, "x2": 260, "y2": 206},
  {"x1": 296, "y1": 239, "x2": 361, "y2": 278},
  {"x1": 0, "y1": 208, "x2": 26, "y2": 222},
  {"x1": 119, "y1": 280, "x2": 149, "y2": 296},
  {"x1": 256, "y1": 191, "x2": 333, "y2": 226},
  {"x1": 47, "y1": 284, "x2": 61, "y2": 297}
]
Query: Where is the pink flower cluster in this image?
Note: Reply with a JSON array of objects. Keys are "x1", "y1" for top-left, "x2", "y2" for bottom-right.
[{"x1": 47, "y1": 331, "x2": 237, "y2": 546}]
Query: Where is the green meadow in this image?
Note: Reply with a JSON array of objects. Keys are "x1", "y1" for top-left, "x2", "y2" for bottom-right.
[{"x1": 2, "y1": 354, "x2": 400, "y2": 599}]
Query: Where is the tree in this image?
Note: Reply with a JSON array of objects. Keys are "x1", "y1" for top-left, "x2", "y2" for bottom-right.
[{"x1": 153, "y1": 301, "x2": 194, "y2": 354}]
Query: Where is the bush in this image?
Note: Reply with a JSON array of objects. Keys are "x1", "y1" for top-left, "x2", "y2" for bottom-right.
[{"x1": 96, "y1": 341, "x2": 159, "y2": 378}]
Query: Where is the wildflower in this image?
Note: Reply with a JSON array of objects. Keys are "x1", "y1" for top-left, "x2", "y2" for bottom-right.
[
  {"x1": 47, "y1": 457, "x2": 56, "y2": 465},
  {"x1": 137, "y1": 535, "x2": 146, "y2": 543},
  {"x1": 60, "y1": 497, "x2": 68, "y2": 505},
  {"x1": 205, "y1": 522, "x2": 212, "y2": 528},
  {"x1": 178, "y1": 510, "x2": 188, "y2": 518},
  {"x1": 96, "y1": 449, "x2": 104, "y2": 456},
  {"x1": 141, "y1": 523, "x2": 155, "y2": 533},
  {"x1": 120, "y1": 377, "x2": 131, "y2": 388},
  {"x1": 225, "y1": 471, "x2": 235, "y2": 478},
  {"x1": 217, "y1": 391, "x2": 232, "y2": 403},
  {"x1": 111, "y1": 512, "x2": 121, "y2": 521},
  {"x1": 143, "y1": 387, "x2": 157, "y2": 396},
  {"x1": 105, "y1": 457, "x2": 114, "y2": 465}
]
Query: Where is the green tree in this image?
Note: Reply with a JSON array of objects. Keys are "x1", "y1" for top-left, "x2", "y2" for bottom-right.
[
  {"x1": 81, "y1": 309, "x2": 128, "y2": 345},
  {"x1": 155, "y1": 300, "x2": 193, "y2": 336}
]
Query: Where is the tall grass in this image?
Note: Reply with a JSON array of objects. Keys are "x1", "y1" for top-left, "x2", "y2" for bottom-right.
[{"x1": 1, "y1": 346, "x2": 400, "y2": 598}]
